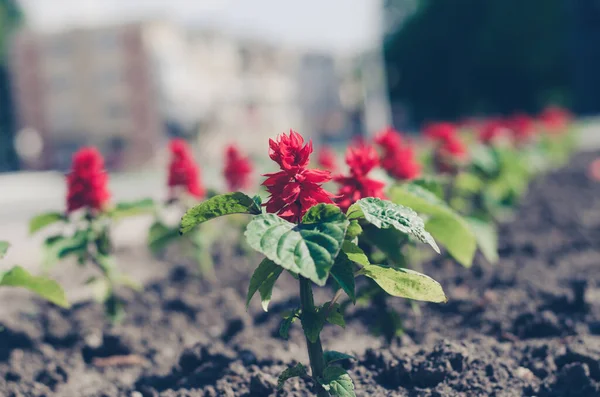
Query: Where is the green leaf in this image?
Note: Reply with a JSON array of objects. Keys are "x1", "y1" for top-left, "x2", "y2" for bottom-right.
[
  {"x1": 411, "y1": 177, "x2": 445, "y2": 199},
  {"x1": 246, "y1": 258, "x2": 283, "y2": 311},
  {"x1": 390, "y1": 184, "x2": 476, "y2": 268},
  {"x1": 302, "y1": 310, "x2": 326, "y2": 343},
  {"x1": 323, "y1": 303, "x2": 345, "y2": 328},
  {"x1": 109, "y1": 198, "x2": 155, "y2": 220},
  {"x1": 466, "y1": 217, "x2": 499, "y2": 264},
  {"x1": 29, "y1": 212, "x2": 66, "y2": 235},
  {"x1": 279, "y1": 308, "x2": 300, "y2": 339},
  {"x1": 43, "y1": 232, "x2": 88, "y2": 269},
  {"x1": 361, "y1": 225, "x2": 408, "y2": 266},
  {"x1": 345, "y1": 220, "x2": 363, "y2": 240},
  {"x1": 324, "y1": 351, "x2": 355, "y2": 366},
  {"x1": 358, "y1": 264, "x2": 447, "y2": 303},
  {"x1": 341, "y1": 241, "x2": 369, "y2": 267},
  {"x1": 180, "y1": 192, "x2": 261, "y2": 234},
  {"x1": 0, "y1": 266, "x2": 69, "y2": 308},
  {"x1": 319, "y1": 366, "x2": 355, "y2": 397},
  {"x1": 347, "y1": 198, "x2": 439, "y2": 253},
  {"x1": 244, "y1": 204, "x2": 349, "y2": 286},
  {"x1": 148, "y1": 221, "x2": 180, "y2": 255},
  {"x1": 0, "y1": 241, "x2": 9, "y2": 258},
  {"x1": 330, "y1": 253, "x2": 356, "y2": 303},
  {"x1": 277, "y1": 363, "x2": 307, "y2": 390}
]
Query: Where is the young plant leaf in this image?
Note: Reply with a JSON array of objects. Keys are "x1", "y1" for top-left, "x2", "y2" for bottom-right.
[
  {"x1": 43, "y1": 232, "x2": 88, "y2": 269},
  {"x1": 0, "y1": 266, "x2": 69, "y2": 308},
  {"x1": 345, "y1": 220, "x2": 363, "y2": 240},
  {"x1": 466, "y1": 217, "x2": 499, "y2": 264},
  {"x1": 324, "y1": 351, "x2": 355, "y2": 366},
  {"x1": 318, "y1": 366, "x2": 356, "y2": 397},
  {"x1": 301, "y1": 310, "x2": 326, "y2": 343},
  {"x1": 347, "y1": 198, "x2": 439, "y2": 253},
  {"x1": 330, "y1": 253, "x2": 356, "y2": 303},
  {"x1": 389, "y1": 184, "x2": 477, "y2": 268},
  {"x1": 109, "y1": 198, "x2": 155, "y2": 220},
  {"x1": 244, "y1": 204, "x2": 349, "y2": 286},
  {"x1": 180, "y1": 192, "x2": 261, "y2": 234},
  {"x1": 357, "y1": 264, "x2": 447, "y2": 303},
  {"x1": 0, "y1": 241, "x2": 9, "y2": 258},
  {"x1": 277, "y1": 363, "x2": 307, "y2": 390},
  {"x1": 29, "y1": 212, "x2": 66, "y2": 235},
  {"x1": 341, "y1": 241, "x2": 369, "y2": 267},
  {"x1": 361, "y1": 226, "x2": 408, "y2": 266},
  {"x1": 279, "y1": 308, "x2": 300, "y2": 339},
  {"x1": 323, "y1": 303, "x2": 345, "y2": 328},
  {"x1": 246, "y1": 258, "x2": 283, "y2": 311}
]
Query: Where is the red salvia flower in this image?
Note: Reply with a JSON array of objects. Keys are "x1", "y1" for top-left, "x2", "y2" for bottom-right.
[
  {"x1": 317, "y1": 146, "x2": 338, "y2": 173},
  {"x1": 223, "y1": 144, "x2": 253, "y2": 191},
  {"x1": 507, "y1": 113, "x2": 535, "y2": 143},
  {"x1": 479, "y1": 119, "x2": 508, "y2": 144},
  {"x1": 374, "y1": 127, "x2": 421, "y2": 180},
  {"x1": 539, "y1": 106, "x2": 571, "y2": 134},
  {"x1": 168, "y1": 139, "x2": 205, "y2": 199},
  {"x1": 263, "y1": 130, "x2": 334, "y2": 223},
  {"x1": 334, "y1": 142, "x2": 386, "y2": 211},
  {"x1": 424, "y1": 122, "x2": 457, "y2": 142},
  {"x1": 434, "y1": 136, "x2": 468, "y2": 174},
  {"x1": 66, "y1": 147, "x2": 111, "y2": 213}
]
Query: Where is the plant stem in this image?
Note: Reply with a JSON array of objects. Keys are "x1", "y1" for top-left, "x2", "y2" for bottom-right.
[{"x1": 299, "y1": 276, "x2": 329, "y2": 397}]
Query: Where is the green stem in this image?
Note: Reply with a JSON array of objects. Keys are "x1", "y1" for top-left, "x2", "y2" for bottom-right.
[{"x1": 299, "y1": 276, "x2": 329, "y2": 397}]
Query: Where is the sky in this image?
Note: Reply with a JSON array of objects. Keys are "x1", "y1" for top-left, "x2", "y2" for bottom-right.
[{"x1": 17, "y1": 0, "x2": 383, "y2": 52}]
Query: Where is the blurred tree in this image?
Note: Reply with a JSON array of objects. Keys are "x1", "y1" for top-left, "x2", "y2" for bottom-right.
[
  {"x1": 0, "y1": 0, "x2": 23, "y2": 171},
  {"x1": 384, "y1": 0, "x2": 570, "y2": 124}
]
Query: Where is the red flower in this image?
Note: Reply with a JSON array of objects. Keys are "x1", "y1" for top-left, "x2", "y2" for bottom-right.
[
  {"x1": 434, "y1": 136, "x2": 468, "y2": 174},
  {"x1": 334, "y1": 142, "x2": 386, "y2": 211},
  {"x1": 507, "y1": 113, "x2": 535, "y2": 143},
  {"x1": 479, "y1": 119, "x2": 508, "y2": 144},
  {"x1": 223, "y1": 144, "x2": 253, "y2": 191},
  {"x1": 424, "y1": 122, "x2": 457, "y2": 142},
  {"x1": 317, "y1": 146, "x2": 338, "y2": 173},
  {"x1": 168, "y1": 139, "x2": 205, "y2": 199},
  {"x1": 66, "y1": 147, "x2": 110, "y2": 213},
  {"x1": 374, "y1": 127, "x2": 421, "y2": 180},
  {"x1": 263, "y1": 130, "x2": 334, "y2": 222},
  {"x1": 539, "y1": 106, "x2": 571, "y2": 134}
]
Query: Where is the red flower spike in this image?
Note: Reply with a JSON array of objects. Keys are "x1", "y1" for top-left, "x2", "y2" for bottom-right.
[
  {"x1": 263, "y1": 130, "x2": 334, "y2": 223},
  {"x1": 434, "y1": 136, "x2": 468, "y2": 174},
  {"x1": 334, "y1": 142, "x2": 386, "y2": 212},
  {"x1": 66, "y1": 147, "x2": 111, "y2": 213},
  {"x1": 479, "y1": 119, "x2": 508, "y2": 144},
  {"x1": 507, "y1": 113, "x2": 535, "y2": 143},
  {"x1": 168, "y1": 139, "x2": 205, "y2": 199},
  {"x1": 223, "y1": 144, "x2": 253, "y2": 191},
  {"x1": 374, "y1": 127, "x2": 421, "y2": 181},
  {"x1": 424, "y1": 122, "x2": 457, "y2": 142},
  {"x1": 317, "y1": 146, "x2": 338, "y2": 173},
  {"x1": 539, "y1": 106, "x2": 571, "y2": 134}
]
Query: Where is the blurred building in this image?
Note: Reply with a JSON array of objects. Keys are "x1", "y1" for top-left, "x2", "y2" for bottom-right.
[{"x1": 9, "y1": 22, "x2": 162, "y2": 171}]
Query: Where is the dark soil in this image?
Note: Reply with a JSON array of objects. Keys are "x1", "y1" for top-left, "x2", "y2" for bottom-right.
[{"x1": 1, "y1": 152, "x2": 600, "y2": 397}]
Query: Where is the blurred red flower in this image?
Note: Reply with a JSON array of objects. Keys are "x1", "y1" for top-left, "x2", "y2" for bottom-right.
[
  {"x1": 507, "y1": 113, "x2": 535, "y2": 143},
  {"x1": 223, "y1": 144, "x2": 253, "y2": 191},
  {"x1": 66, "y1": 147, "x2": 111, "y2": 213},
  {"x1": 434, "y1": 136, "x2": 469, "y2": 174},
  {"x1": 374, "y1": 127, "x2": 421, "y2": 180},
  {"x1": 539, "y1": 106, "x2": 571, "y2": 134},
  {"x1": 479, "y1": 119, "x2": 508, "y2": 144},
  {"x1": 168, "y1": 139, "x2": 205, "y2": 199},
  {"x1": 424, "y1": 122, "x2": 457, "y2": 142},
  {"x1": 317, "y1": 146, "x2": 338, "y2": 173},
  {"x1": 334, "y1": 142, "x2": 386, "y2": 211},
  {"x1": 263, "y1": 130, "x2": 334, "y2": 222}
]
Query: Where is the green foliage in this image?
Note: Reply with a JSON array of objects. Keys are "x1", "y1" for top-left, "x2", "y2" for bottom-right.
[
  {"x1": 246, "y1": 258, "x2": 283, "y2": 311},
  {"x1": 279, "y1": 308, "x2": 301, "y2": 339},
  {"x1": 347, "y1": 198, "x2": 439, "y2": 253},
  {"x1": 466, "y1": 217, "x2": 499, "y2": 264},
  {"x1": 390, "y1": 183, "x2": 477, "y2": 267},
  {"x1": 147, "y1": 221, "x2": 180, "y2": 255},
  {"x1": 29, "y1": 212, "x2": 66, "y2": 235},
  {"x1": 244, "y1": 204, "x2": 349, "y2": 286},
  {"x1": 42, "y1": 232, "x2": 88, "y2": 269},
  {"x1": 358, "y1": 264, "x2": 447, "y2": 303},
  {"x1": 341, "y1": 241, "x2": 369, "y2": 267},
  {"x1": 318, "y1": 366, "x2": 356, "y2": 397},
  {"x1": 324, "y1": 351, "x2": 355, "y2": 366},
  {"x1": 0, "y1": 240, "x2": 8, "y2": 258},
  {"x1": 109, "y1": 198, "x2": 155, "y2": 220},
  {"x1": 330, "y1": 253, "x2": 356, "y2": 302},
  {"x1": 0, "y1": 266, "x2": 70, "y2": 308},
  {"x1": 277, "y1": 363, "x2": 308, "y2": 390},
  {"x1": 180, "y1": 192, "x2": 261, "y2": 234}
]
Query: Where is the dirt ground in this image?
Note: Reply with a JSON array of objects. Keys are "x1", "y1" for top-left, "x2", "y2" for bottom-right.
[{"x1": 1, "y1": 151, "x2": 599, "y2": 397}]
